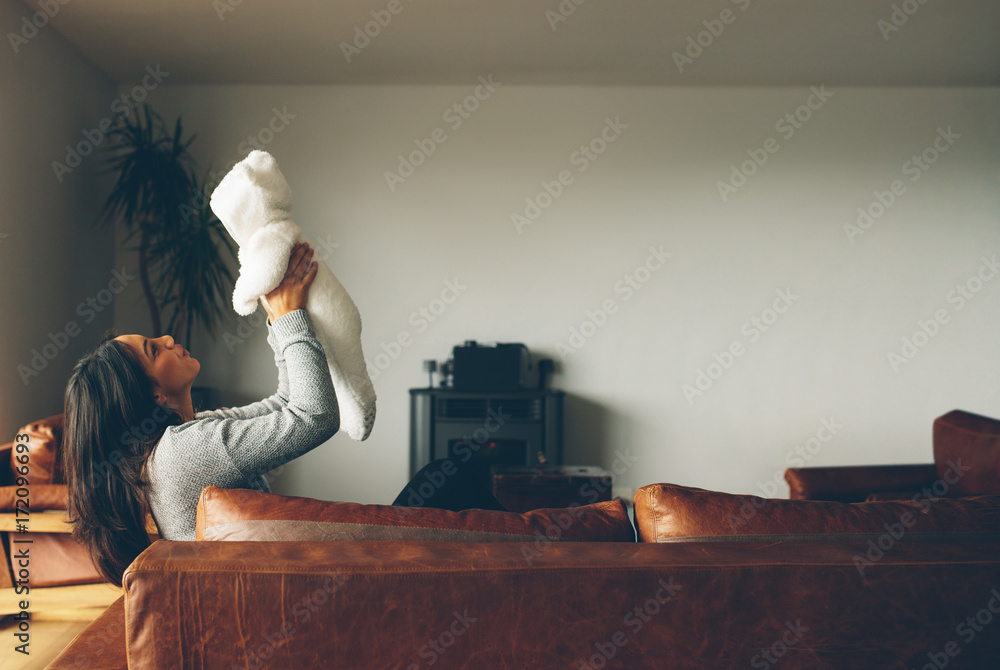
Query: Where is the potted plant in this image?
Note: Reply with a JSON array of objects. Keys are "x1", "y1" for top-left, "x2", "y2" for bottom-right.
[{"x1": 98, "y1": 103, "x2": 237, "y2": 409}]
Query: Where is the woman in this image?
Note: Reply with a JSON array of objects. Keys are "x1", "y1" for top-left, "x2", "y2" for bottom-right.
[{"x1": 63, "y1": 241, "x2": 503, "y2": 587}]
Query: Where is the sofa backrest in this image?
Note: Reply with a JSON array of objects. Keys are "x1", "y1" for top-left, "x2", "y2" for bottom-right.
[
  {"x1": 783, "y1": 463, "x2": 940, "y2": 502},
  {"x1": 120, "y1": 538, "x2": 1000, "y2": 669}
]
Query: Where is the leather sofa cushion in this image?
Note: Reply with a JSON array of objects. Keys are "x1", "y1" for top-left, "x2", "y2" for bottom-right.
[
  {"x1": 9, "y1": 414, "x2": 64, "y2": 485},
  {"x1": 195, "y1": 485, "x2": 635, "y2": 543},
  {"x1": 633, "y1": 482, "x2": 1000, "y2": 543},
  {"x1": 934, "y1": 409, "x2": 1000, "y2": 495}
]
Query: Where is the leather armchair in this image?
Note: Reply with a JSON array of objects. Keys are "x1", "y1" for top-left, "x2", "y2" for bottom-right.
[
  {"x1": 0, "y1": 414, "x2": 105, "y2": 589},
  {"x1": 0, "y1": 414, "x2": 130, "y2": 625}
]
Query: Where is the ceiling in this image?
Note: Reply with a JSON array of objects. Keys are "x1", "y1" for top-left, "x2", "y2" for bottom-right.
[{"x1": 24, "y1": 0, "x2": 1000, "y2": 86}]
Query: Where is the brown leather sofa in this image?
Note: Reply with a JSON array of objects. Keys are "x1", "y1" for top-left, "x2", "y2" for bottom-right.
[
  {"x1": 45, "y1": 409, "x2": 1000, "y2": 668},
  {"x1": 0, "y1": 415, "x2": 105, "y2": 591},
  {"x1": 51, "y1": 535, "x2": 1000, "y2": 670}
]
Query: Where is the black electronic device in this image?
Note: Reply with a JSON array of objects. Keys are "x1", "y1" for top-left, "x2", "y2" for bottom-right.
[{"x1": 451, "y1": 340, "x2": 537, "y2": 392}]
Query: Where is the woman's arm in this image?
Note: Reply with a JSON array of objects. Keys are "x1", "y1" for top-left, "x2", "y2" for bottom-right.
[
  {"x1": 194, "y1": 322, "x2": 291, "y2": 421},
  {"x1": 195, "y1": 242, "x2": 339, "y2": 477},
  {"x1": 204, "y1": 308, "x2": 340, "y2": 479},
  {"x1": 195, "y1": 241, "x2": 316, "y2": 421}
]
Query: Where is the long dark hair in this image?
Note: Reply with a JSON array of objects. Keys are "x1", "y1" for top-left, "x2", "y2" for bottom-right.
[{"x1": 62, "y1": 329, "x2": 184, "y2": 586}]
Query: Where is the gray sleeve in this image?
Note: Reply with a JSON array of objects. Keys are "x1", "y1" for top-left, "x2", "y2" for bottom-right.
[
  {"x1": 196, "y1": 318, "x2": 290, "y2": 422},
  {"x1": 198, "y1": 309, "x2": 340, "y2": 479}
]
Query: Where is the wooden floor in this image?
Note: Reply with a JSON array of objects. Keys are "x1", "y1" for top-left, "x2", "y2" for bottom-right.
[
  {"x1": 0, "y1": 617, "x2": 91, "y2": 670},
  {"x1": 0, "y1": 579, "x2": 124, "y2": 669}
]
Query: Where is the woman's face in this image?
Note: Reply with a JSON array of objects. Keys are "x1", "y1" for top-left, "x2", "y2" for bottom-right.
[{"x1": 114, "y1": 334, "x2": 200, "y2": 399}]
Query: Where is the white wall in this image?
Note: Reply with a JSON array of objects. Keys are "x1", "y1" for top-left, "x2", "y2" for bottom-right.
[
  {"x1": 0, "y1": 0, "x2": 117, "y2": 438},
  {"x1": 116, "y1": 84, "x2": 1000, "y2": 505}
]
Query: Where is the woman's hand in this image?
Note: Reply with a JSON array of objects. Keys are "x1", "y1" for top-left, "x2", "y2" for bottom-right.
[{"x1": 260, "y1": 241, "x2": 319, "y2": 325}]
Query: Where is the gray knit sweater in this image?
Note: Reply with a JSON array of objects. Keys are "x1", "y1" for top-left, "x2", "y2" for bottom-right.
[{"x1": 146, "y1": 309, "x2": 340, "y2": 540}]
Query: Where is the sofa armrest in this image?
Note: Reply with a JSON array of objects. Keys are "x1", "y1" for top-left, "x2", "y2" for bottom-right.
[
  {"x1": 44, "y1": 595, "x2": 127, "y2": 670},
  {"x1": 122, "y1": 539, "x2": 1000, "y2": 668},
  {"x1": 784, "y1": 464, "x2": 939, "y2": 502},
  {"x1": 934, "y1": 409, "x2": 1000, "y2": 495}
]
